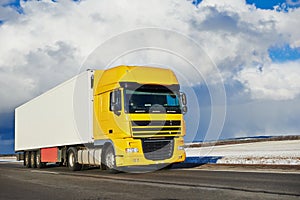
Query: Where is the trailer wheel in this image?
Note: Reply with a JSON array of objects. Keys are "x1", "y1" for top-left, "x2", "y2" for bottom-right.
[
  {"x1": 103, "y1": 145, "x2": 117, "y2": 173},
  {"x1": 24, "y1": 151, "x2": 31, "y2": 168},
  {"x1": 30, "y1": 151, "x2": 37, "y2": 168},
  {"x1": 67, "y1": 148, "x2": 81, "y2": 171},
  {"x1": 36, "y1": 150, "x2": 45, "y2": 168}
]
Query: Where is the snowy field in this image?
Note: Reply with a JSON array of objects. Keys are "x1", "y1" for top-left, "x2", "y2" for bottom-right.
[
  {"x1": 185, "y1": 140, "x2": 300, "y2": 165},
  {"x1": 1, "y1": 140, "x2": 299, "y2": 165},
  {"x1": 0, "y1": 156, "x2": 20, "y2": 163}
]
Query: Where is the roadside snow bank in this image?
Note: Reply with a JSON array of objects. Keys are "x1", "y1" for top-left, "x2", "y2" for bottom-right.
[
  {"x1": 0, "y1": 156, "x2": 20, "y2": 163},
  {"x1": 185, "y1": 140, "x2": 300, "y2": 165},
  {"x1": 216, "y1": 156, "x2": 300, "y2": 165}
]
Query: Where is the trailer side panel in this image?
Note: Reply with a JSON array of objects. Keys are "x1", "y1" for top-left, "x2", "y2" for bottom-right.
[{"x1": 15, "y1": 71, "x2": 94, "y2": 151}]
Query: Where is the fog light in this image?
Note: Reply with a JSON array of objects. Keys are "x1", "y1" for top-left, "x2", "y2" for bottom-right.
[
  {"x1": 178, "y1": 146, "x2": 185, "y2": 150},
  {"x1": 125, "y1": 148, "x2": 139, "y2": 153}
]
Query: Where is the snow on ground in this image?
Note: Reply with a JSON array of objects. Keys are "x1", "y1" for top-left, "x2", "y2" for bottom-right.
[
  {"x1": 185, "y1": 140, "x2": 300, "y2": 165},
  {"x1": 1, "y1": 140, "x2": 300, "y2": 165},
  {"x1": 0, "y1": 156, "x2": 20, "y2": 163}
]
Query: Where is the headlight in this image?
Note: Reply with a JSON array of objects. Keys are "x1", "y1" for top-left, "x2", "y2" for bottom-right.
[
  {"x1": 178, "y1": 146, "x2": 185, "y2": 151},
  {"x1": 125, "y1": 148, "x2": 139, "y2": 153}
]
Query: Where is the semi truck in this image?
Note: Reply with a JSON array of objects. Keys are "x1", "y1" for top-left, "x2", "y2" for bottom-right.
[{"x1": 15, "y1": 65, "x2": 187, "y2": 171}]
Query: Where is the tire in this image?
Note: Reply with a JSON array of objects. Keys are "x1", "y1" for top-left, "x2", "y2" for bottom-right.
[
  {"x1": 30, "y1": 151, "x2": 37, "y2": 168},
  {"x1": 103, "y1": 145, "x2": 117, "y2": 173},
  {"x1": 24, "y1": 151, "x2": 31, "y2": 168},
  {"x1": 67, "y1": 148, "x2": 81, "y2": 171},
  {"x1": 36, "y1": 150, "x2": 45, "y2": 169}
]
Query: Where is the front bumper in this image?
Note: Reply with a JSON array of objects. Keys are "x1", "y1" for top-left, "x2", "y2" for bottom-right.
[{"x1": 113, "y1": 137, "x2": 186, "y2": 167}]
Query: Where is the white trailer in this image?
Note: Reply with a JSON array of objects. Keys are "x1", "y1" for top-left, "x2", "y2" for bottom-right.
[{"x1": 15, "y1": 71, "x2": 94, "y2": 151}]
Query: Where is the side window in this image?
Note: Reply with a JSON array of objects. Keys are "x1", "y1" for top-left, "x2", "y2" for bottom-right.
[
  {"x1": 110, "y1": 90, "x2": 121, "y2": 112},
  {"x1": 109, "y1": 92, "x2": 113, "y2": 111}
]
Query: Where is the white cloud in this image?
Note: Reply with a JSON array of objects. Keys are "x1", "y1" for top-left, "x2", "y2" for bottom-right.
[
  {"x1": 286, "y1": 0, "x2": 300, "y2": 6},
  {"x1": 236, "y1": 61, "x2": 300, "y2": 100},
  {"x1": 0, "y1": 0, "x2": 204, "y2": 113},
  {"x1": 0, "y1": 40, "x2": 81, "y2": 112},
  {"x1": 0, "y1": 0, "x2": 299, "y2": 127},
  {"x1": 276, "y1": 9, "x2": 300, "y2": 48},
  {"x1": 0, "y1": 1, "x2": 20, "y2": 22}
]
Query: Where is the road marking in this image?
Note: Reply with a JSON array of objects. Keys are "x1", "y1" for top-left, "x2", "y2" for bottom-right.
[{"x1": 31, "y1": 170, "x2": 59, "y2": 175}]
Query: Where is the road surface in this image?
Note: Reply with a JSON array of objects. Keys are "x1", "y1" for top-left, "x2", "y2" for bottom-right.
[{"x1": 0, "y1": 162, "x2": 299, "y2": 200}]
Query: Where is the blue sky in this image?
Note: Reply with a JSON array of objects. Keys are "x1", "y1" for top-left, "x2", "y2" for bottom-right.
[
  {"x1": 246, "y1": 0, "x2": 300, "y2": 10},
  {"x1": 1, "y1": 0, "x2": 300, "y2": 154},
  {"x1": 269, "y1": 44, "x2": 300, "y2": 62}
]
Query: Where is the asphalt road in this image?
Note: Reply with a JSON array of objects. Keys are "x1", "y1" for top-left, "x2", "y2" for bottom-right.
[{"x1": 0, "y1": 162, "x2": 299, "y2": 200}]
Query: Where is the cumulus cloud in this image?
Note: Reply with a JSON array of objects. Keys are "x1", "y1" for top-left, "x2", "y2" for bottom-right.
[
  {"x1": 0, "y1": 1, "x2": 299, "y2": 102},
  {"x1": 287, "y1": 0, "x2": 300, "y2": 6},
  {"x1": 0, "y1": 0, "x2": 204, "y2": 113},
  {"x1": 0, "y1": 1, "x2": 20, "y2": 22},
  {"x1": 196, "y1": 1, "x2": 297, "y2": 64},
  {"x1": 236, "y1": 61, "x2": 300, "y2": 100},
  {"x1": 0, "y1": 0, "x2": 300, "y2": 141},
  {"x1": 0, "y1": 40, "x2": 81, "y2": 112}
]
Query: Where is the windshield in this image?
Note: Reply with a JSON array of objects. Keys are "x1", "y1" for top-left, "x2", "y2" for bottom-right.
[{"x1": 124, "y1": 88, "x2": 181, "y2": 114}]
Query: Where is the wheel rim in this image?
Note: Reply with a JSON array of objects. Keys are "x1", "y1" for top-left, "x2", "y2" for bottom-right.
[
  {"x1": 69, "y1": 152, "x2": 74, "y2": 167},
  {"x1": 36, "y1": 154, "x2": 40, "y2": 166},
  {"x1": 25, "y1": 153, "x2": 29, "y2": 164},
  {"x1": 31, "y1": 153, "x2": 34, "y2": 165},
  {"x1": 25, "y1": 152, "x2": 29, "y2": 166},
  {"x1": 105, "y1": 151, "x2": 115, "y2": 169}
]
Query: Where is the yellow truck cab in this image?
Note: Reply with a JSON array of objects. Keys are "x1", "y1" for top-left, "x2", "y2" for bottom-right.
[{"x1": 93, "y1": 66, "x2": 187, "y2": 169}]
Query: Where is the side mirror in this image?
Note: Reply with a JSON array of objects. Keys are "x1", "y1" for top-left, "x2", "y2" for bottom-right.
[
  {"x1": 180, "y1": 92, "x2": 187, "y2": 106},
  {"x1": 182, "y1": 106, "x2": 188, "y2": 114},
  {"x1": 180, "y1": 92, "x2": 187, "y2": 115},
  {"x1": 111, "y1": 90, "x2": 121, "y2": 115}
]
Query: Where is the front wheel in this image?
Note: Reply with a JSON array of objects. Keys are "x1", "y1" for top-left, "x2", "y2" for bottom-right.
[
  {"x1": 103, "y1": 146, "x2": 117, "y2": 173},
  {"x1": 67, "y1": 148, "x2": 82, "y2": 171}
]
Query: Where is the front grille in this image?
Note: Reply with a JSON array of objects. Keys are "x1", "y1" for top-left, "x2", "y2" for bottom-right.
[
  {"x1": 131, "y1": 120, "x2": 181, "y2": 137},
  {"x1": 133, "y1": 120, "x2": 181, "y2": 126},
  {"x1": 142, "y1": 138, "x2": 174, "y2": 161}
]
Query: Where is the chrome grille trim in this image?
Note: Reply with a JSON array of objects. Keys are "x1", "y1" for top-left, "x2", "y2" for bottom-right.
[{"x1": 131, "y1": 120, "x2": 181, "y2": 137}]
